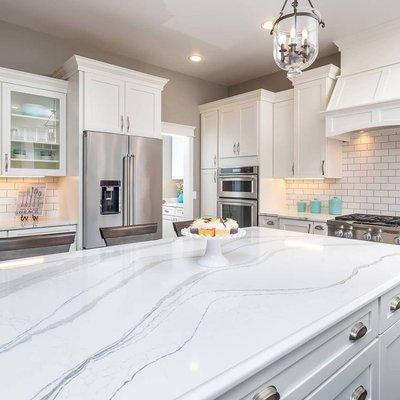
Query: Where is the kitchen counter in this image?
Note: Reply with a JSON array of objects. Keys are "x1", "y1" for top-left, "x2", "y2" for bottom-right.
[
  {"x1": 163, "y1": 202, "x2": 184, "y2": 208},
  {"x1": 2, "y1": 228, "x2": 400, "y2": 399},
  {"x1": 260, "y1": 209, "x2": 339, "y2": 223},
  {"x1": 0, "y1": 218, "x2": 77, "y2": 232}
]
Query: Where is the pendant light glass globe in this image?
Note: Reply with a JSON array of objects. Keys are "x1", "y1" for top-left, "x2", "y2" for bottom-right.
[{"x1": 270, "y1": 1, "x2": 324, "y2": 79}]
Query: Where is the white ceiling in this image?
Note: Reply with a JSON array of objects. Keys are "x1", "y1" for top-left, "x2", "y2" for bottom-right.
[{"x1": 0, "y1": 0, "x2": 399, "y2": 85}]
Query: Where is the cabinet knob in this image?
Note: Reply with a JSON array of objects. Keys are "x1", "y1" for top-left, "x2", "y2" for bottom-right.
[
  {"x1": 253, "y1": 386, "x2": 280, "y2": 400},
  {"x1": 349, "y1": 322, "x2": 368, "y2": 341},
  {"x1": 267, "y1": 220, "x2": 275, "y2": 226},
  {"x1": 390, "y1": 295, "x2": 400, "y2": 312},
  {"x1": 351, "y1": 385, "x2": 368, "y2": 400}
]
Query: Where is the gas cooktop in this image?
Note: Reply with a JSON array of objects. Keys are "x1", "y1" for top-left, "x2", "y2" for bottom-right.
[
  {"x1": 328, "y1": 214, "x2": 400, "y2": 244},
  {"x1": 334, "y1": 214, "x2": 400, "y2": 227}
]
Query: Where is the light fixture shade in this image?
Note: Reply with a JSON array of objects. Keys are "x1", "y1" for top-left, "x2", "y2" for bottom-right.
[{"x1": 270, "y1": 1, "x2": 324, "y2": 79}]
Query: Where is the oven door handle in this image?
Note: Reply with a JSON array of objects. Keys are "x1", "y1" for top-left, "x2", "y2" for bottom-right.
[{"x1": 219, "y1": 175, "x2": 257, "y2": 181}]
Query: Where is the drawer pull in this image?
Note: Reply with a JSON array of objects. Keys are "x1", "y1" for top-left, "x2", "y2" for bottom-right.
[
  {"x1": 314, "y1": 225, "x2": 325, "y2": 230},
  {"x1": 349, "y1": 322, "x2": 368, "y2": 341},
  {"x1": 390, "y1": 295, "x2": 400, "y2": 312},
  {"x1": 267, "y1": 221, "x2": 275, "y2": 226},
  {"x1": 253, "y1": 386, "x2": 280, "y2": 400},
  {"x1": 351, "y1": 385, "x2": 367, "y2": 400}
]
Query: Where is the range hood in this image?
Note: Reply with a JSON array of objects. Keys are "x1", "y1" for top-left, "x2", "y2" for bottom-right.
[{"x1": 325, "y1": 19, "x2": 400, "y2": 140}]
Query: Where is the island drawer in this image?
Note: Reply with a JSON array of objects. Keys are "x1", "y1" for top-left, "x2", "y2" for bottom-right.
[
  {"x1": 379, "y1": 284, "x2": 400, "y2": 333},
  {"x1": 303, "y1": 340, "x2": 378, "y2": 400},
  {"x1": 217, "y1": 301, "x2": 378, "y2": 400}
]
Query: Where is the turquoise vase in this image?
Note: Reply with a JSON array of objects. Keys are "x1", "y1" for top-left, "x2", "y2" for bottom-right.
[{"x1": 177, "y1": 193, "x2": 184, "y2": 203}]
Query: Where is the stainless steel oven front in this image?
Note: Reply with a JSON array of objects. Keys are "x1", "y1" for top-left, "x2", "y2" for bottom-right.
[
  {"x1": 218, "y1": 166, "x2": 258, "y2": 199},
  {"x1": 218, "y1": 199, "x2": 258, "y2": 228}
]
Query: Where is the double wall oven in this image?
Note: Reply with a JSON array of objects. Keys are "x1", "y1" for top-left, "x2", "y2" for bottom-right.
[{"x1": 217, "y1": 166, "x2": 258, "y2": 227}]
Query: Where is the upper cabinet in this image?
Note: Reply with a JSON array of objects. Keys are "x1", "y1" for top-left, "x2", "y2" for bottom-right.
[
  {"x1": 84, "y1": 72, "x2": 124, "y2": 134},
  {"x1": 201, "y1": 110, "x2": 218, "y2": 169},
  {"x1": 292, "y1": 65, "x2": 342, "y2": 179},
  {"x1": 0, "y1": 69, "x2": 68, "y2": 176},
  {"x1": 55, "y1": 55, "x2": 168, "y2": 139},
  {"x1": 124, "y1": 83, "x2": 161, "y2": 137},
  {"x1": 273, "y1": 90, "x2": 294, "y2": 178},
  {"x1": 219, "y1": 102, "x2": 258, "y2": 159},
  {"x1": 200, "y1": 90, "x2": 274, "y2": 170},
  {"x1": 272, "y1": 65, "x2": 342, "y2": 179}
]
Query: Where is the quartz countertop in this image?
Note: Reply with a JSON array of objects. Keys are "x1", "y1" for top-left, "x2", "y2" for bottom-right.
[
  {"x1": 0, "y1": 218, "x2": 77, "y2": 232},
  {"x1": 260, "y1": 209, "x2": 339, "y2": 223},
  {"x1": 163, "y1": 202, "x2": 184, "y2": 208},
  {"x1": 2, "y1": 228, "x2": 400, "y2": 399}
]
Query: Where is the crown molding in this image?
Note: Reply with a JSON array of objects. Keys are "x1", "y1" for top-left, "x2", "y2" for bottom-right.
[{"x1": 53, "y1": 55, "x2": 169, "y2": 90}]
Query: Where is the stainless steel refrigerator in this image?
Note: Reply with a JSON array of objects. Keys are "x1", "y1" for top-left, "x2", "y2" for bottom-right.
[{"x1": 83, "y1": 131, "x2": 162, "y2": 249}]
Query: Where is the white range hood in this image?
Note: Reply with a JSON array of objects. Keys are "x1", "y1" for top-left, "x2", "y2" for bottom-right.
[{"x1": 325, "y1": 19, "x2": 400, "y2": 140}]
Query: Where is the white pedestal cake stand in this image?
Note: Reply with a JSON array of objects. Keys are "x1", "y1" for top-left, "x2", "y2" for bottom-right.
[{"x1": 181, "y1": 228, "x2": 246, "y2": 267}]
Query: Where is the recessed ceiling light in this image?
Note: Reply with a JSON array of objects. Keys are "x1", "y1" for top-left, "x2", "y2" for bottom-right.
[
  {"x1": 189, "y1": 54, "x2": 203, "y2": 63},
  {"x1": 261, "y1": 20, "x2": 273, "y2": 30}
]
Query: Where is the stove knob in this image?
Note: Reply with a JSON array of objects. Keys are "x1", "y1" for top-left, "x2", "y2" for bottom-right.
[
  {"x1": 395, "y1": 236, "x2": 400, "y2": 245},
  {"x1": 343, "y1": 226, "x2": 354, "y2": 239},
  {"x1": 334, "y1": 225, "x2": 344, "y2": 237},
  {"x1": 372, "y1": 229, "x2": 383, "y2": 242},
  {"x1": 363, "y1": 228, "x2": 372, "y2": 241}
]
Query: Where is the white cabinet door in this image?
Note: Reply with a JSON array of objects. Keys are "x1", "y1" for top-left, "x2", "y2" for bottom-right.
[
  {"x1": 313, "y1": 222, "x2": 328, "y2": 236},
  {"x1": 219, "y1": 106, "x2": 239, "y2": 159},
  {"x1": 84, "y1": 72, "x2": 124, "y2": 134},
  {"x1": 2, "y1": 83, "x2": 66, "y2": 176},
  {"x1": 279, "y1": 218, "x2": 312, "y2": 233},
  {"x1": 294, "y1": 82, "x2": 325, "y2": 178},
  {"x1": 171, "y1": 136, "x2": 185, "y2": 179},
  {"x1": 273, "y1": 100, "x2": 294, "y2": 178},
  {"x1": 125, "y1": 82, "x2": 161, "y2": 138},
  {"x1": 380, "y1": 318, "x2": 400, "y2": 400},
  {"x1": 238, "y1": 102, "x2": 258, "y2": 157},
  {"x1": 259, "y1": 215, "x2": 279, "y2": 229},
  {"x1": 201, "y1": 110, "x2": 218, "y2": 169},
  {"x1": 201, "y1": 169, "x2": 217, "y2": 217}
]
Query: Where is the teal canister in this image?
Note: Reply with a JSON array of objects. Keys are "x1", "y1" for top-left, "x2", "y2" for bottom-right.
[
  {"x1": 310, "y1": 198, "x2": 322, "y2": 214},
  {"x1": 329, "y1": 196, "x2": 343, "y2": 215},
  {"x1": 297, "y1": 200, "x2": 307, "y2": 212}
]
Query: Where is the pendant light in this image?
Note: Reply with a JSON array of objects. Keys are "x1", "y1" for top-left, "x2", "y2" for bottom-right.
[{"x1": 269, "y1": 0, "x2": 325, "y2": 79}]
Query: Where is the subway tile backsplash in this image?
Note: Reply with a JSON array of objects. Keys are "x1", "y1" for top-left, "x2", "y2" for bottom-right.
[
  {"x1": 0, "y1": 176, "x2": 61, "y2": 223},
  {"x1": 286, "y1": 128, "x2": 400, "y2": 215}
]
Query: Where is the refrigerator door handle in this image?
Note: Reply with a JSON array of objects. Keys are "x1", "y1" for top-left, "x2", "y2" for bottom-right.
[
  {"x1": 122, "y1": 155, "x2": 130, "y2": 226},
  {"x1": 128, "y1": 154, "x2": 135, "y2": 225}
]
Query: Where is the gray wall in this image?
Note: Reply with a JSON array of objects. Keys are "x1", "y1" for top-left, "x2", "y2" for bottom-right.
[
  {"x1": 0, "y1": 20, "x2": 228, "y2": 217},
  {"x1": 228, "y1": 53, "x2": 341, "y2": 96}
]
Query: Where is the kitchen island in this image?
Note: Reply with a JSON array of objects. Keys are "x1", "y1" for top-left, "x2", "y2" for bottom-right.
[{"x1": 2, "y1": 227, "x2": 400, "y2": 400}]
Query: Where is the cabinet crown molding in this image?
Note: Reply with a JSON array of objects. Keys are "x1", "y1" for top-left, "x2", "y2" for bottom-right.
[
  {"x1": 53, "y1": 55, "x2": 169, "y2": 90},
  {"x1": 0, "y1": 66, "x2": 68, "y2": 93},
  {"x1": 199, "y1": 89, "x2": 276, "y2": 112},
  {"x1": 289, "y1": 64, "x2": 340, "y2": 86}
]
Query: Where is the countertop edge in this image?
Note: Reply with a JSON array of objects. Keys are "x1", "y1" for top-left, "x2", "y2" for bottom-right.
[{"x1": 178, "y1": 275, "x2": 400, "y2": 400}]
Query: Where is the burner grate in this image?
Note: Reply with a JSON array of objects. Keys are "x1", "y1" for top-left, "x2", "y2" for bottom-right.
[{"x1": 335, "y1": 214, "x2": 400, "y2": 227}]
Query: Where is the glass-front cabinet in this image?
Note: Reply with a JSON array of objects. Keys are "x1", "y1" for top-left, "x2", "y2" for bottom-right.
[{"x1": 1, "y1": 83, "x2": 66, "y2": 176}]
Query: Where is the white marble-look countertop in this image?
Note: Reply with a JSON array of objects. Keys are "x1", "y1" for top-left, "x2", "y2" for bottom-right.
[
  {"x1": 260, "y1": 209, "x2": 339, "y2": 223},
  {"x1": 2, "y1": 228, "x2": 400, "y2": 400}
]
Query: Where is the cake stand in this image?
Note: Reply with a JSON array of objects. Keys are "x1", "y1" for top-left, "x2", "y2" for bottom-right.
[{"x1": 181, "y1": 228, "x2": 246, "y2": 267}]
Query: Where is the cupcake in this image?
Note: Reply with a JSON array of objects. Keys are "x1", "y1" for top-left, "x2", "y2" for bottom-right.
[{"x1": 224, "y1": 218, "x2": 239, "y2": 234}]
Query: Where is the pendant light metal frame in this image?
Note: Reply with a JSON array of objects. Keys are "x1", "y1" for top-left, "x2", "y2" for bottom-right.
[{"x1": 270, "y1": 0, "x2": 325, "y2": 35}]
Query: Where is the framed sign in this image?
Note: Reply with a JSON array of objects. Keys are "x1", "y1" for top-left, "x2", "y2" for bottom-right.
[{"x1": 15, "y1": 185, "x2": 47, "y2": 217}]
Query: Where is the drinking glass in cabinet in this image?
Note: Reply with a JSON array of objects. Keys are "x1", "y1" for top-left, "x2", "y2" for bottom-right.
[{"x1": 9, "y1": 91, "x2": 60, "y2": 170}]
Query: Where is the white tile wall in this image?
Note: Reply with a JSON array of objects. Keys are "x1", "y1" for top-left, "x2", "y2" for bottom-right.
[
  {"x1": 0, "y1": 177, "x2": 61, "y2": 223},
  {"x1": 286, "y1": 128, "x2": 400, "y2": 215}
]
